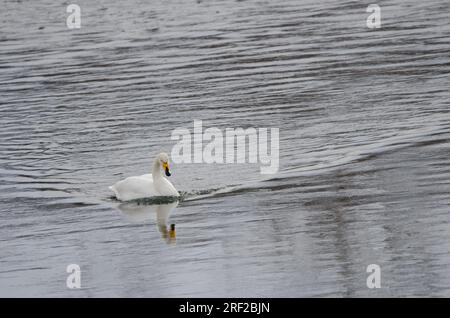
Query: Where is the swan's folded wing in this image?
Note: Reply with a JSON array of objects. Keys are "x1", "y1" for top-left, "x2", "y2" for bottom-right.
[{"x1": 110, "y1": 176, "x2": 157, "y2": 201}]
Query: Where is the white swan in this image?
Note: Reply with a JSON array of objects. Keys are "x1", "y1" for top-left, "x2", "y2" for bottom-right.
[{"x1": 109, "y1": 152, "x2": 180, "y2": 201}]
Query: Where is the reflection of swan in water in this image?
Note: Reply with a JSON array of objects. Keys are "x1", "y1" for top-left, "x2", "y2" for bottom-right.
[{"x1": 117, "y1": 201, "x2": 178, "y2": 244}]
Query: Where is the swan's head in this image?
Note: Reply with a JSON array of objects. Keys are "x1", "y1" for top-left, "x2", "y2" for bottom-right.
[{"x1": 157, "y1": 152, "x2": 171, "y2": 177}]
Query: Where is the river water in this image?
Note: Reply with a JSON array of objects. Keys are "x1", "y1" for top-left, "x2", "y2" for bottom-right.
[{"x1": 1, "y1": 0, "x2": 450, "y2": 297}]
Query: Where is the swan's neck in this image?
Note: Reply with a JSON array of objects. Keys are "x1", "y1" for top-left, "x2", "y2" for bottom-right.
[{"x1": 152, "y1": 159, "x2": 163, "y2": 179}]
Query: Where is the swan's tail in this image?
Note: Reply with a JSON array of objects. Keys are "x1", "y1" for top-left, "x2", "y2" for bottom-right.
[{"x1": 109, "y1": 185, "x2": 119, "y2": 200}]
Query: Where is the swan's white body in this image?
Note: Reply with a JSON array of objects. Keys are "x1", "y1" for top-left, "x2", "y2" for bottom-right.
[{"x1": 109, "y1": 153, "x2": 180, "y2": 201}]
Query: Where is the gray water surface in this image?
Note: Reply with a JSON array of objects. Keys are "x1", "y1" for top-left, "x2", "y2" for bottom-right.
[{"x1": 1, "y1": 0, "x2": 450, "y2": 297}]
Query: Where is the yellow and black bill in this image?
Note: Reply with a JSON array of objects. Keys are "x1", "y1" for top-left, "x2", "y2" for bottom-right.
[{"x1": 162, "y1": 162, "x2": 171, "y2": 176}]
